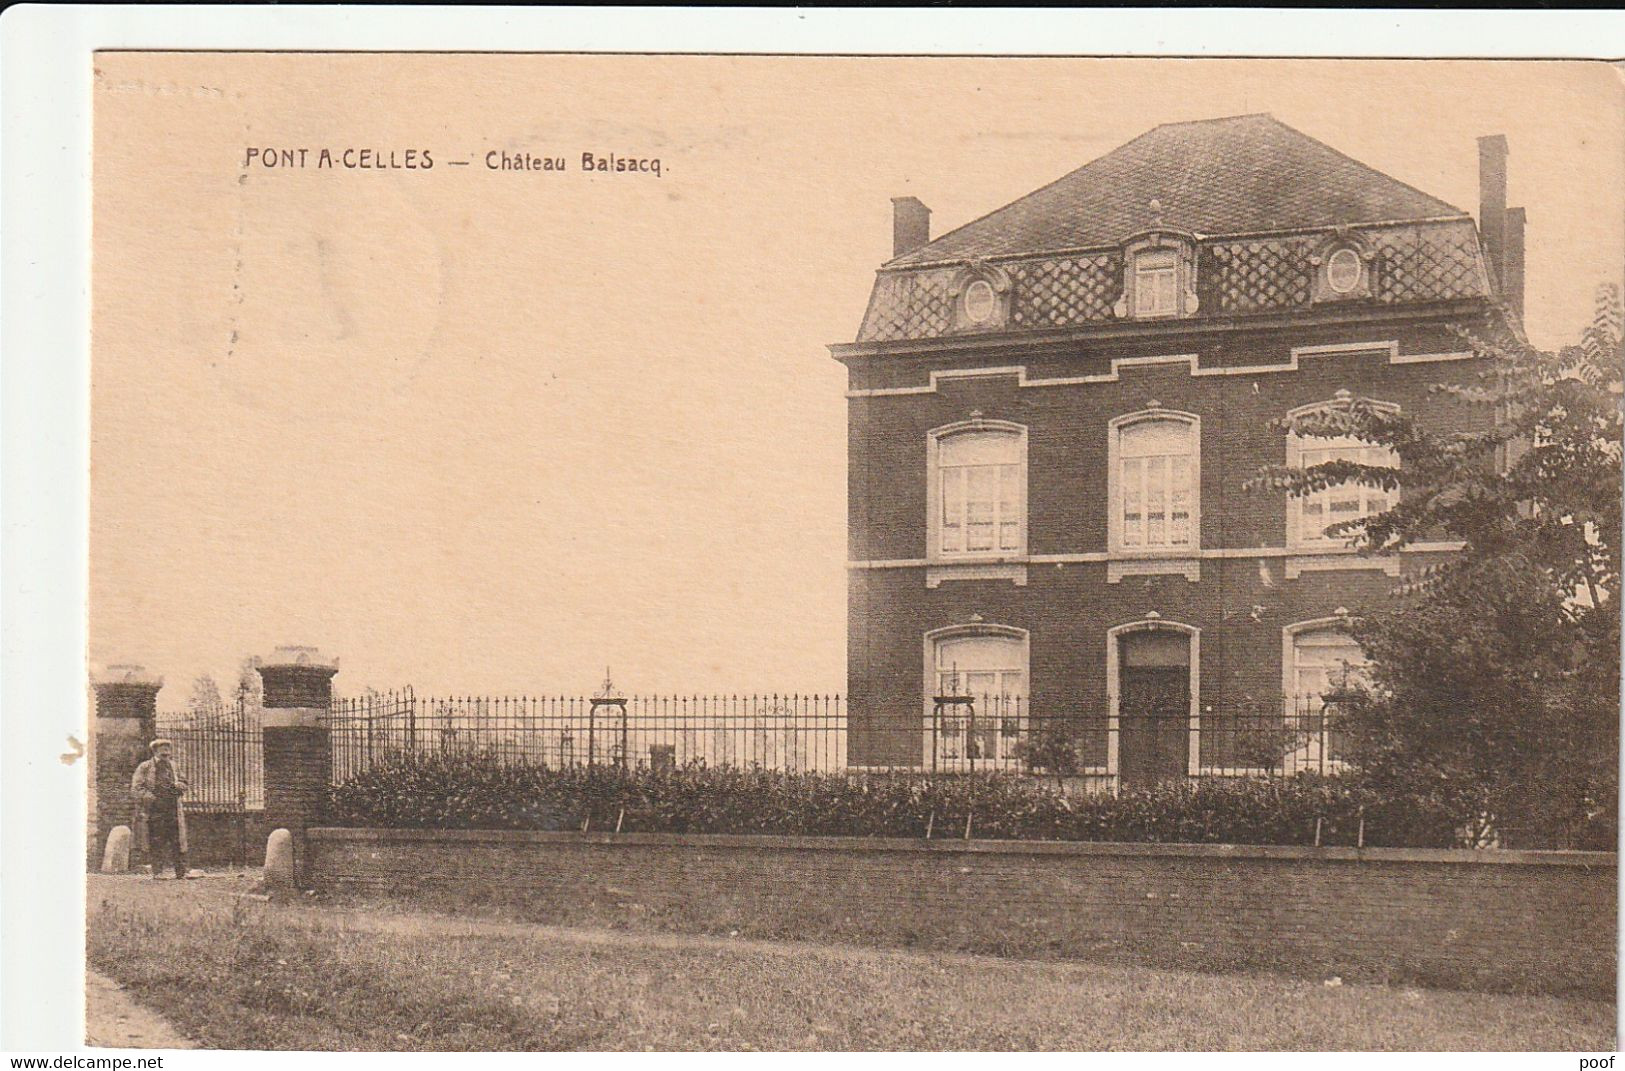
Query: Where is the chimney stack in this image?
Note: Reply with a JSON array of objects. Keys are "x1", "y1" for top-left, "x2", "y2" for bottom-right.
[
  {"x1": 1477, "y1": 134, "x2": 1525, "y2": 319},
  {"x1": 891, "y1": 196, "x2": 931, "y2": 259},
  {"x1": 1503, "y1": 206, "x2": 1526, "y2": 321},
  {"x1": 1477, "y1": 134, "x2": 1508, "y2": 289}
]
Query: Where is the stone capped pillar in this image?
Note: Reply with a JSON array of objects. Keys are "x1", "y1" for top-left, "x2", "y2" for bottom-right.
[
  {"x1": 257, "y1": 646, "x2": 337, "y2": 885},
  {"x1": 91, "y1": 665, "x2": 162, "y2": 869}
]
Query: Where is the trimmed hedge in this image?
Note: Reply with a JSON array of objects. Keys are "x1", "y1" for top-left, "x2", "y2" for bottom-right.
[{"x1": 328, "y1": 752, "x2": 1472, "y2": 848}]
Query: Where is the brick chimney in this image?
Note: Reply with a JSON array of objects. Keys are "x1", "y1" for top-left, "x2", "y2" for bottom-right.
[
  {"x1": 1477, "y1": 134, "x2": 1525, "y2": 319},
  {"x1": 891, "y1": 196, "x2": 931, "y2": 259},
  {"x1": 1478, "y1": 134, "x2": 1508, "y2": 287},
  {"x1": 1504, "y1": 206, "x2": 1526, "y2": 321}
]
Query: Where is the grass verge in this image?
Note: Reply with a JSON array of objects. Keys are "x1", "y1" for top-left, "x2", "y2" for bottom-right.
[{"x1": 87, "y1": 876, "x2": 1615, "y2": 1051}]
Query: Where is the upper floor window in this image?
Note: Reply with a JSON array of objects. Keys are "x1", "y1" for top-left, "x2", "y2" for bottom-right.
[
  {"x1": 1287, "y1": 398, "x2": 1399, "y2": 547},
  {"x1": 1110, "y1": 412, "x2": 1199, "y2": 553},
  {"x1": 929, "y1": 421, "x2": 1027, "y2": 558},
  {"x1": 1134, "y1": 250, "x2": 1179, "y2": 317},
  {"x1": 1114, "y1": 231, "x2": 1198, "y2": 321}
]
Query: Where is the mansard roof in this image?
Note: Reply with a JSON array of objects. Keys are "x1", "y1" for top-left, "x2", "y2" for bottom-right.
[
  {"x1": 888, "y1": 113, "x2": 1467, "y2": 269},
  {"x1": 848, "y1": 115, "x2": 1495, "y2": 347}
]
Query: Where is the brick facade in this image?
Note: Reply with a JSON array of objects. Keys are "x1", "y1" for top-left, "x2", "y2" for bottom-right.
[
  {"x1": 308, "y1": 828, "x2": 1616, "y2": 996},
  {"x1": 833, "y1": 117, "x2": 1519, "y2": 775},
  {"x1": 841, "y1": 324, "x2": 1498, "y2": 768}
]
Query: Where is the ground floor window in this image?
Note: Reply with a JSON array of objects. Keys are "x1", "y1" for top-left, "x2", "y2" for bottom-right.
[
  {"x1": 1290, "y1": 627, "x2": 1368, "y2": 703},
  {"x1": 1284, "y1": 623, "x2": 1368, "y2": 770},
  {"x1": 929, "y1": 630, "x2": 1026, "y2": 765}
]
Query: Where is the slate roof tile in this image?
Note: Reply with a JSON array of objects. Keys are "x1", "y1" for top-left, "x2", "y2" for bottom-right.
[{"x1": 888, "y1": 114, "x2": 1467, "y2": 268}]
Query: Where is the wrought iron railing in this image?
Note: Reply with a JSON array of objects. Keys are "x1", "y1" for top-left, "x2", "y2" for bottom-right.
[
  {"x1": 327, "y1": 690, "x2": 850, "y2": 783},
  {"x1": 155, "y1": 706, "x2": 264, "y2": 811},
  {"x1": 325, "y1": 689, "x2": 1357, "y2": 785}
]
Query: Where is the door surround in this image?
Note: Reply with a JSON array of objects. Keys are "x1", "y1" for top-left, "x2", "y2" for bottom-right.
[{"x1": 1105, "y1": 617, "x2": 1201, "y2": 782}]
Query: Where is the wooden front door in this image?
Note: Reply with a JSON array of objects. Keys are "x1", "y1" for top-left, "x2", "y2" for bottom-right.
[{"x1": 1117, "y1": 631, "x2": 1191, "y2": 789}]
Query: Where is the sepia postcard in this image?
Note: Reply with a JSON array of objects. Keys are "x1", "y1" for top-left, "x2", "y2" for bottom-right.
[{"x1": 5, "y1": 18, "x2": 1623, "y2": 1057}]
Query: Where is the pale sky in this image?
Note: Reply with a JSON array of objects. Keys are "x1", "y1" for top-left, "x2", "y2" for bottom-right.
[{"x1": 91, "y1": 55, "x2": 1624, "y2": 705}]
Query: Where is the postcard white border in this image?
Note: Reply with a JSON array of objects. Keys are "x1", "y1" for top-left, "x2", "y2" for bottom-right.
[{"x1": 3, "y1": 4, "x2": 1622, "y2": 1058}]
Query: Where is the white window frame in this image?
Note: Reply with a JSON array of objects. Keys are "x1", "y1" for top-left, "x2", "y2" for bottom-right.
[
  {"x1": 922, "y1": 624, "x2": 1029, "y2": 771},
  {"x1": 1285, "y1": 399, "x2": 1399, "y2": 550},
  {"x1": 1134, "y1": 249, "x2": 1179, "y2": 317},
  {"x1": 926, "y1": 419, "x2": 1028, "y2": 562},
  {"x1": 1108, "y1": 410, "x2": 1201, "y2": 557},
  {"x1": 1280, "y1": 618, "x2": 1369, "y2": 774}
]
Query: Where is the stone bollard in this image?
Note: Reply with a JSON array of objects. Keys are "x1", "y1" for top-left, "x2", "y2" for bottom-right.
[
  {"x1": 264, "y1": 828, "x2": 296, "y2": 894},
  {"x1": 258, "y1": 647, "x2": 337, "y2": 888},
  {"x1": 100, "y1": 825, "x2": 132, "y2": 873},
  {"x1": 91, "y1": 665, "x2": 162, "y2": 870}
]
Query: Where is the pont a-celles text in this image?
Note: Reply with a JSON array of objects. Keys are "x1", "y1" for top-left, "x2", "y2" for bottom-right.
[{"x1": 243, "y1": 147, "x2": 434, "y2": 169}]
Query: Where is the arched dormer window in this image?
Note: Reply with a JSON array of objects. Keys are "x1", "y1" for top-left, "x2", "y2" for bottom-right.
[
  {"x1": 928, "y1": 419, "x2": 1027, "y2": 559},
  {"x1": 1114, "y1": 231, "x2": 1198, "y2": 320},
  {"x1": 1108, "y1": 410, "x2": 1200, "y2": 555},
  {"x1": 1286, "y1": 394, "x2": 1399, "y2": 549}
]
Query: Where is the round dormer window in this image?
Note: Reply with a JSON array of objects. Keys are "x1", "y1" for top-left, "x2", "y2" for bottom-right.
[
  {"x1": 1327, "y1": 248, "x2": 1362, "y2": 294},
  {"x1": 963, "y1": 279, "x2": 996, "y2": 324}
]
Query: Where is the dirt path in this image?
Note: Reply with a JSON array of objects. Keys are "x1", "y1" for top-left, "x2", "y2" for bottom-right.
[{"x1": 85, "y1": 969, "x2": 195, "y2": 1049}]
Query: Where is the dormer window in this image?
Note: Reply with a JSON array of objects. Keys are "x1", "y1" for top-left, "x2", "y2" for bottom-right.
[
  {"x1": 1114, "y1": 233, "x2": 1198, "y2": 320},
  {"x1": 949, "y1": 262, "x2": 1013, "y2": 333},
  {"x1": 1311, "y1": 233, "x2": 1376, "y2": 303},
  {"x1": 1326, "y1": 248, "x2": 1362, "y2": 294},
  {"x1": 1134, "y1": 250, "x2": 1179, "y2": 316},
  {"x1": 963, "y1": 279, "x2": 996, "y2": 324}
]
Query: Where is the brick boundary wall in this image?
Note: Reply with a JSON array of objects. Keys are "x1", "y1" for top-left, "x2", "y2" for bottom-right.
[
  {"x1": 181, "y1": 810, "x2": 269, "y2": 867},
  {"x1": 307, "y1": 828, "x2": 1616, "y2": 997}
]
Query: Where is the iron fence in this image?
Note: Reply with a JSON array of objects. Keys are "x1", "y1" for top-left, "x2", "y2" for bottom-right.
[
  {"x1": 326, "y1": 688, "x2": 1356, "y2": 786},
  {"x1": 151, "y1": 687, "x2": 1360, "y2": 796},
  {"x1": 905, "y1": 694, "x2": 1352, "y2": 785},
  {"x1": 328, "y1": 689, "x2": 849, "y2": 783},
  {"x1": 155, "y1": 707, "x2": 264, "y2": 811}
]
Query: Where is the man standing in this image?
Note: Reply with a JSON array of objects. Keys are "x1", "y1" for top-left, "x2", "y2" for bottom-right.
[{"x1": 131, "y1": 739, "x2": 194, "y2": 879}]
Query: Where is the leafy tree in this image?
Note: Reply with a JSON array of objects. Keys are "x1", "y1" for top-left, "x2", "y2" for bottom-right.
[
  {"x1": 1252, "y1": 286, "x2": 1622, "y2": 847},
  {"x1": 187, "y1": 674, "x2": 225, "y2": 723}
]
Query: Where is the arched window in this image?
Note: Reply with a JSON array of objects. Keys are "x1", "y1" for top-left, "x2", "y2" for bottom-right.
[
  {"x1": 925, "y1": 626, "x2": 1028, "y2": 767},
  {"x1": 929, "y1": 422, "x2": 1026, "y2": 558},
  {"x1": 934, "y1": 632, "x2": 1026, "y2": 700},
  {"x1": 1114, "y1": 232, "x2": 1198, "y2": 320},
  {"x1": 1288, "y1": 626, "x2": 1368, "y2": 708},
  {"x1": 1282, "y1": 620, "x2": 1368, "y2": 773},
  {"x1": 1134, "y1": 250, "x2": 1179, "y2": 317},
  {"x1": 1109, "y1": 412, "x2": 1199, "y2": 554},
  {"x1": 1287, "y1": 398, "x2": 1398, "y2": 548}
]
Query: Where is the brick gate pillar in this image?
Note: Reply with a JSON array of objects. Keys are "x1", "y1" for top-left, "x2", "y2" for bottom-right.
[
  {"x1": 257, "y1": 646, "x2": 338, "y2": 886},
  {"x1": 91, "y1": 665, "x2": 162, "y2": 869}
]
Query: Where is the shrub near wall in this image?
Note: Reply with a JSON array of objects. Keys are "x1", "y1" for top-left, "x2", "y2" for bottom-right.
[{"x1": 328, "y1": 753, "x2": 1470, "y2": 848}]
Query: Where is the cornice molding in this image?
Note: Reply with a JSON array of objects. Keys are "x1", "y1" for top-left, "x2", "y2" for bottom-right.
[
  {"x1": 845, "y1": 342, "x2": 1475, "y2": 398},
  {"x1": 832, "y1": 298, "x2": 1491, "y2": 364}
]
